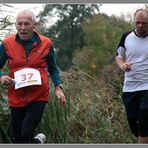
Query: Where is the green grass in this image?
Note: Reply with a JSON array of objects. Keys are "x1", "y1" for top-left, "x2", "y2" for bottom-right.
[{"x1": 0, "y1": 64, "x2": 137, "y2": 144}]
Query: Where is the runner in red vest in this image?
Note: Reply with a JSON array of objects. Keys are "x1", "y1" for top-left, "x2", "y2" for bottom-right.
[{"x1": 0, "y1": 9, "x2": 66, "y2": 143}]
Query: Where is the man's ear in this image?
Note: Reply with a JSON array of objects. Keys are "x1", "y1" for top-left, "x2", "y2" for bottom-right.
[
  {"x1": 34, "y1": 22, "x2": 39, "y2": 31},
  {"x1": 34, "y1": 22, "x2": 38, "y2": 26}
]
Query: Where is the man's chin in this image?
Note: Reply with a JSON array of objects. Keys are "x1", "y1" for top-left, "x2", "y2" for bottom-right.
[
  {"x1": 20, "y1": 36, "x2": 29, "y2": 41},
  {"x1": 137, "y1": 31, "x2": 148, "y2": 37}
]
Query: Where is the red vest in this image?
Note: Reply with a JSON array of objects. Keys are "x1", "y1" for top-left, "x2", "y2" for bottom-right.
[{"x1": 3, "y1": 33, "x2": 52, "y2": 107}]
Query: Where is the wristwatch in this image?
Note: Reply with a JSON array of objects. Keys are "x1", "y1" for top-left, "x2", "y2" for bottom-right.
[{"x1": 55, "y1": 84, "x2": 63, "y2": 90}]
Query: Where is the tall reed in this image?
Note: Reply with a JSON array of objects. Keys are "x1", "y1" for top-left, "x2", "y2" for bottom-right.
[
  {"x1": 37, "y1": 84, "x2": 70, "y2": 143},
  {"x1": 0, "y1": 87, "x2": 11, "y2": 143}
]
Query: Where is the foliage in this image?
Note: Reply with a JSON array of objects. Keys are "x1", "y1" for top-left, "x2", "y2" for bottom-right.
[
  {"x1": 53, "y1": 13, "x2": 136, "y2": 143},
  {"x1": 81, "y1": 13, "x2": 133, "y2": 74},
  {"x1": 0, "y1": 4, "x2": 14, "y2": 143},
  {"x1": 38, "y1": 4, "x2": 101, "y2": 70},
  {"x1": 0, "y1": 85, "x2": 11, "y2": 143},
  {"x1": 0, "y1": 7, "x2": 138, "y2": 144},
  {"x1": 59, "y1": 61, "x2": 136, "y2": 143},
  {"x1": 0, "y1": 4, "x2": 14, "y2": 40},
  {"x1": 37, "y1": 84, "x2": 70, "y2": 143}
]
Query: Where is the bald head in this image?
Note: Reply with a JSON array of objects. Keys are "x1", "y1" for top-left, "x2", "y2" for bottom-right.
[
  {"x1": 134, "y1": 9, "x2": 148, "y2": 21},
  {"x1": 134, "y1": 9, "x2": 148, "y2": 37}
]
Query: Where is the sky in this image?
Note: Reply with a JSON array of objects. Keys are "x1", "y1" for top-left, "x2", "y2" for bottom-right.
[
  {"x1": 5, "y1": 3, "x2": 147, "y2": 19},
  {"x1": 0, "y1": 3, "x2": 147, "y2": 35},
  {"x1": 7, "y1": 3, "x2": 146, "y2": 17},
  {"x1": 100, "y1": 3, "x2": 146, "y2": 17}
]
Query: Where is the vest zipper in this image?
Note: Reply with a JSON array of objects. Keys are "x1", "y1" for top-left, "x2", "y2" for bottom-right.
[
  {"x1": 26, "y1": 49, "x2": 29, "y2": 65},
  {"x1": 25, "y1": 46, "x2": 35, "y2": 105},
  {"x1": 25, "y1": 48, "x2": 30, "y2": 105}
]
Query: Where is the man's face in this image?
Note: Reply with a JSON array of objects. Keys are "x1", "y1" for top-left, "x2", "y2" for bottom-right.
[
  {"x1": 15, "y1": 13, "x2": 36, "y2": 41},
  {"x1": 134, "y1": 11, "x2": 148, "y2": 37}
]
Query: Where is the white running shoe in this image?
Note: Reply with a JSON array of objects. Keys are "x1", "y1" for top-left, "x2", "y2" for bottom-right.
[{"x1": 34, "y1": 133, "x2": 46, "y2": 144}]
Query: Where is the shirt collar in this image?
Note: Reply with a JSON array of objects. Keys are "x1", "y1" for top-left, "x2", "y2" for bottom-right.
[{"x1": 15, "y1": 31, "x2": 41, "y2": 45}]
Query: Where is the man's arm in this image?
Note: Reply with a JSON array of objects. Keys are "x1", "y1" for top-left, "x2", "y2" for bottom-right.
[
  {"x1": 47, "y1": 45, "x2": 61, "y2": 86},
  {"x1": 47, "y1": 45, "x2": 66, "y2": 105},
  {"x1": 0, "y1": 43, "x2": 7, "y2": 70},
  {"x1": 116, "y1": 32, "x2": 132, "y2": 72},
  {"x1": 0, "y1": 43, "x2": 15, "y2": 87},
  {"x1": 0, "y1": 43, "x2": 7, "y2": 78},
  {"x1": 116, "y1": 56, "x2": 132, "y2": 72}
]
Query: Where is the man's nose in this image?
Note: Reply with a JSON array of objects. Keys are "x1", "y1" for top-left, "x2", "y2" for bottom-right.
[
  {"x1": 20, "y1": 24, "x2": 26, "y2": 29},
  {"x1": 139, "y1": 23, "x2": 142, "y2": 27}
]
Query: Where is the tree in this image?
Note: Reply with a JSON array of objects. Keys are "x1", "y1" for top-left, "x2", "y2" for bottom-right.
[
  {"x1": 0, "y1": 4, "x2": 15, "y2": 143},
  {"x1": 80, "y1": 13, "x2": 133, "y2": 74},
  {"x1": 0, "y1": 4, "x2": 14, "y2": 41},
  {"x1": 38, "y1": 4, "x2": 101, "y2": 70}
]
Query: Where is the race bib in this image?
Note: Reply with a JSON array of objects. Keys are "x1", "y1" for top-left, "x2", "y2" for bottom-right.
[{"x1": 14, "y1": 68, "x2": 42, "y2": 89}]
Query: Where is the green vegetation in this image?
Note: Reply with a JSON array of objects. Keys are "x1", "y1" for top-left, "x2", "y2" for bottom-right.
[
  {"x1": 38, "y1": 4, "x2": 100, "y2": 70},
  {"x1": 36, "y1": 8, "x2": 137, "y2": 143},
  {"x1": 0, "y1": 4, "x2": 139, "y2": 143}
]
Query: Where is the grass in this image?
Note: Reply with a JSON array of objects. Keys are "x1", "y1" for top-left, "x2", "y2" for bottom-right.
[
  {"x1": 0, "y1": 62, "x2": 137, "y2": 144},
  {"x1": 0, "y1": 87, "x2": 12, "y2": 143}
]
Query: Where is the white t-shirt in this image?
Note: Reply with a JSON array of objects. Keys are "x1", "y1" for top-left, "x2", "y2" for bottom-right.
[{"x1": 117, "y1": 30, "x2": 148, "y2": 92}]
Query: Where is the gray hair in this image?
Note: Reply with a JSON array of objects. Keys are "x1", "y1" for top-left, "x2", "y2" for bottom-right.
[{"x1": 16, "y1": 9, "x2": 37, "y2": 22}]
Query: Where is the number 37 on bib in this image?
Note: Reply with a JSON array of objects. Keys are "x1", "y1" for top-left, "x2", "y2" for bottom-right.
[{"x1": 14, "y1": 68, "x2": 42, "y2": 89}]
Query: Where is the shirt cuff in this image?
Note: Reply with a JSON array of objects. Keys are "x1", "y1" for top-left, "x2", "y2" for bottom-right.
[
  {"x1": 0, "y1": 71, "x2": 4, "y2": 77},
  {"x1": 55, "y1": 84, "x2": 63, "y2": 90}
]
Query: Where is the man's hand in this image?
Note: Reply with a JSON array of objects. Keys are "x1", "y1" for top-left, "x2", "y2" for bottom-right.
[
  {"x1": 0, "y1": 75, "x2": 15, "y2": 87},
  {"x1": 115, "y1": 57, "x2": 132, "y2": 72},
  {"x1": 55, "y1": 85, "x2": 66, "y2": 106},
  {"x1": 121, "y1": 62, "x2": 132, "y2": 71}
]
